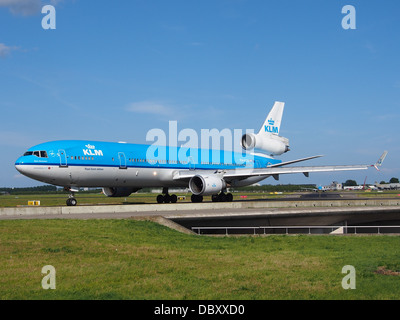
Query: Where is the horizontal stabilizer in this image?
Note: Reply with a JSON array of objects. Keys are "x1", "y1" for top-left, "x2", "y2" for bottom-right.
[{"x1": 267, "y1": 155, "x2": 323, "y2": 168}]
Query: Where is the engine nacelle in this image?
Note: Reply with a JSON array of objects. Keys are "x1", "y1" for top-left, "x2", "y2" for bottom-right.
[
  {"x1": 189, "y1": 175, "x2": 226, "y2": 196},
  {"x1": 241, "y1": 133, "x2": 289, "y2": 155},
  {"x1": 102, "y1": 187, "x2": 140, "y2": 197}
]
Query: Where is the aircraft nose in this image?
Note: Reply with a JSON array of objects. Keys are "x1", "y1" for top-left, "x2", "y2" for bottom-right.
[
  {"x1": 15, "y1": 156, "x2": 24, "y2": 167},
  {"x1": 15, "y1": 157, "x2": 27, "y2": 175},
  {"x1": 15, "y1": 164, "x2": 24, "y2": 175}
]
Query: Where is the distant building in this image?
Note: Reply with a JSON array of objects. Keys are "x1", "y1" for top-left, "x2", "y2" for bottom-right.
[
  {"x1": 330, "y1": 181, "x2": 342, "y2": 190},
  {"x1": 320, "y1": 181, "x2": 342, "y2": 191}
]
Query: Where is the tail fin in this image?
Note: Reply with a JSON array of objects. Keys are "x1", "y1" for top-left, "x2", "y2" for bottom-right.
[
  {"x1": 258, "y1": 101, "x2": 285, "y2": 136},
  {"x1": 241, "y1": 101, "x2": 289, "y2": 155}
]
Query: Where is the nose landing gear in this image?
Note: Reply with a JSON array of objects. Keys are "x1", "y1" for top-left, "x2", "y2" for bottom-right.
[
  {"x1": 64, "y1": 187, "x2": 78, "y2": 206},
  {"x1": 66, "y1": 197, "x2": 77, "y2": 206}
]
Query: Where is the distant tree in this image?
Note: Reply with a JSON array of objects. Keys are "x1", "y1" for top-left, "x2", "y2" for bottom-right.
[
  {"x1": 380, "y1": 181, "x2": 387, "y2": 184},
  {"x1": 343, "y1": 179, "x2": 358, "y2": 187},
  {"x1": 390, "y1": 177, "x2": 399, "y2": 183}
]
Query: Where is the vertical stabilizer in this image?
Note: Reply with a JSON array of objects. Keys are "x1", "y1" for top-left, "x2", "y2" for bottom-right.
[
  {"x1": 242, "y1": 101, "x2": 289, "y2": 155},
  {"x1": 258, "y1": 101, "x2": 285, "y2": 136}
]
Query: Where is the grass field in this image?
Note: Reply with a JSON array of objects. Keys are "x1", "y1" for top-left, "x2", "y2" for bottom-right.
[
  {"x1": 1, "y1": 219, "x2": 400, "y2": 300},
  {"x1": 0, "y1": 191, "x2": 286, "y2": 207},
  {"x1": 1, "y1": 190, "x2": 399, "y2": 207}
]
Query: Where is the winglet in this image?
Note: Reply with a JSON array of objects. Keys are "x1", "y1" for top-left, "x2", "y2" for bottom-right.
[{"x1": 373, "y1": 151, "x2": 388, "y2": 171}]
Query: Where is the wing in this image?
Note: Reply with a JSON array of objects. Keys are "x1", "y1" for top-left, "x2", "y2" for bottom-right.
[
  {"x1": 221, "y1": 164, "x2": 370, "y2": 181},
  {"x1": 172, "y1": 152, "x2": 387, "y2": 182}
]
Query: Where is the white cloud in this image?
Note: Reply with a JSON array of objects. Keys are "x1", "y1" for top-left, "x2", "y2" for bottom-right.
[
  {"x1": 0, "y1": 0, "x2": 42, "y2": 15},
  {"x1": 0, "y1": 0, "x2": 62, "y2": 16},
  {"x1": 126, "y1": 101, "x2": 173, "y2": 116},
  {"x1": 0, "y1": 43, "x2": 19, "y2": 58}
]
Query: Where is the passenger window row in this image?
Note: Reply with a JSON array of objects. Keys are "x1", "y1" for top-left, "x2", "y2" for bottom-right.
[
  {"x1": 23, "y1": 150, "x2": 245, "y2": 167},
  {"x1": 68, "y1": 156, "x2": 95, "y2": 160}
]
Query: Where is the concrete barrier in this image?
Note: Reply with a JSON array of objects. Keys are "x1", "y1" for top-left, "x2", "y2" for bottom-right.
[
  {"x1": 1, "y1": 198, "x2": 399, "y2": 217},
  {"x1": 0, "y1": 206, "x2": 62, "y2": 216}
]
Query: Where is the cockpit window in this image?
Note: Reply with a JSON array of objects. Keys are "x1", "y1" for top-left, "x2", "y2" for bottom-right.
[{"x1": 23, "y1": 150, "x2": 48, "y2": 158}]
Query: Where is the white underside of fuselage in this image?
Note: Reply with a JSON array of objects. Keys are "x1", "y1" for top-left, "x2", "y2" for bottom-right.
[{"x1": 15, "y1": 164, "x2": 267, "y2": 189}]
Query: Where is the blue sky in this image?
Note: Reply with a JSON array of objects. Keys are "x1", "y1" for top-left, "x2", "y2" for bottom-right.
[{"x1": 1, "y1": 0, "x2": 399, "y2": 187}]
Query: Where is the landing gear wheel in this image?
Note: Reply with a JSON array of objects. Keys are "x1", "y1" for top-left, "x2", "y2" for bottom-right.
[
  {"x1": 65, "y1": 187, "x2": 77, "y2": 207},
  {"x1": 156, "y1": 187, "x2": 178, "y2": 204},
  {"x1": 211, "y1": 192, "x2": 233, "y2": 202},
  {"x1": 191, "y1": 194, "x2": 203, "y2": 203},
  {"x1": 157, "y1": 195, "x2": 164, "y2": 204},
  {"x1": 163, "y1": 194, "x2": 171, "y2": 203},
  {"x1": 66, "y1": 198, "x2": 77, "y2": 206},
  {"x1": 170, "y1": 194, "x2": 178, "y2": 203}
]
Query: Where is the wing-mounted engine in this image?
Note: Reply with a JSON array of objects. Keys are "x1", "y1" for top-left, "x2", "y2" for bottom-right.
[
  {"x1": 102, "y1": 187, "x2": 141, "y2": 197},
  {"x1": 241, "y1": 101, "x2": 290, "y2": 155},
  {"x1": 189, "y1": 175, "x2": 226, "y2": 196}
]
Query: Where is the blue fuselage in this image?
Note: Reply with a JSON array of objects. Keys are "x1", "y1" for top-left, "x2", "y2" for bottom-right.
[{"x1": 15, "y1": 140, "x2": 281, "y2": 189}]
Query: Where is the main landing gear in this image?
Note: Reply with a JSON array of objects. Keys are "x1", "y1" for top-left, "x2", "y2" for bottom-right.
[
  {"x1": 211, "y1": 192, "x2": 233, "y2": 202},
  {"x1": 157, "y1": 187, "x2": 178, "y2": 204},
  {"x1": 156, "y1": 189, "x2": 233, "y2": 204},
  {"x1": 191, "y1": 194, "x2": 203, "y2": 203},
  {"x1": 191, "y1": 192, "x2": 233, "y2": 203},
  {"x1": 65, "y1": 187, "x2": 77, "y2": 206}
]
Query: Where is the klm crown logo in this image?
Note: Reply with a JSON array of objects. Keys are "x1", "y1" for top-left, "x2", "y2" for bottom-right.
[{"x1": 265, "y1": 118, "x2": 279, "y2": 134}]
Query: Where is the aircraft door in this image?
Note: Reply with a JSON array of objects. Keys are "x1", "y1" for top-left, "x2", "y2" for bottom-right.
[
  {"x1": 188, "y1": 156, "x2": 195, "y2": 170},
  {"x1": 119, "y1": 152, "x2": 127, "y2": 169},
  {"x1": 59, "y1": 149, "x2": 67, "y2": 167}
]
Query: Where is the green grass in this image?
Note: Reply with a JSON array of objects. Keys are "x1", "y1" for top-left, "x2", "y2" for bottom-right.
[
  {"x1": 1, "y1": 190, "x2": 398, "y2": 208},
  {"x1": 0, "y1": 193, "x2": 157, "y2": 207},
  {"x1": 1, "y1": 219, "x2": 400, "y2": 300},
  {"x1": 0, "y1": 192, "x2": 286, "y2": 207}
]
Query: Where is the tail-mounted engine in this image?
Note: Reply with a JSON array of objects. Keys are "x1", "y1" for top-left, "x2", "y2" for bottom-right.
[
  {"x1": 241, "y1": 101, "x2": 290, "y2": 155},
  {"x1": 241, "y1": 133, "x2": 289, "y2": 155}
]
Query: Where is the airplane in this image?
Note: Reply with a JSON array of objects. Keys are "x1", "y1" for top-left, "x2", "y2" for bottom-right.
[
  {"x1": 374, "y1": 182, "x2": 400, "y2": 190},
  {"x1": 343, "y1": 185, "x2": 364, "y2": 190},
  {"x1": 14, "y1": 102, "x2": 387, "y2": 206}
]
